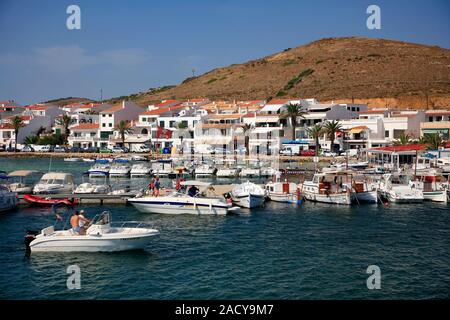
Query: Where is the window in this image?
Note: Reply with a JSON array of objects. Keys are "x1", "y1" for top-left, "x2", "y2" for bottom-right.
[
  {"x1": 102, "y1": 114, "x2": 106, "y2": 117},
  {"x1": 109, "y1": 123, "x2": 112, "y2": 127},
  {"x1": 384, "y1": 130, "x2": 389, "y2": 138},
  {"x1": 102, "y1": 123, "x2": 106, "y2": 127},
  {"x1": 429, "y1": 116, "x2": 433, "y2": 122},
  {"x1": 142, "y1": 117, "x2": 147, "y2": 122},
  {"x1": 109, "y1": 114, "x2": 112, "y2": 117},
  {"x1": 159, "y1": 121, "x2": 164, "y2": 128}
]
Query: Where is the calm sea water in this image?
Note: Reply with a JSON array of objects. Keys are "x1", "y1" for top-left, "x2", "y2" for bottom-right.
[{"x1": 0, "y1": 157, "x2": 449, "y2": 299}]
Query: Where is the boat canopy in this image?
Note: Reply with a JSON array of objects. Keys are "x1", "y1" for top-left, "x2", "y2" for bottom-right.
[
  {"x1": 40, "y1": 172, "x2": 74, "y2": 181},
  {"x1": 180, "y1": 181, "x2": 211, "y2": 187},
  {"x1": 8, "y1": 170, "x2": 39, "y2": 177}
]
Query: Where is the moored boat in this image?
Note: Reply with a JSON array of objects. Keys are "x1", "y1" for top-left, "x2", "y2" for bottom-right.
[
  {"x1": 230, "y1": 181, "x2": 266, "y2": 208},
  {"x1": 33, "y1": 172, "x2": 75, "y2": 194},
  {"x1": 0, "y1": 185, "x2": 18, "y2": 213},
  {"x1": 265, "y1": 181, "x2": 301, "y2": 204},
  {"x1": 299, "y1": 171, "x2": 353, "y2": 205},
  {"x1": 23, "y1": 194, "x2": 78, "y2": 206}
]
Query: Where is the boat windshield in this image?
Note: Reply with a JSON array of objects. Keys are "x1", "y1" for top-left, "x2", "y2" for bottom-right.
[{"x1": 92, "y1": 212, "x2": 111, "y2": 225}]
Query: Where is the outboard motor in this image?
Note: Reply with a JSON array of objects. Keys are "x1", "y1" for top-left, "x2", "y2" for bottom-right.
[{"x1": 24, "y1": 230, "x2": 39, "y2": 251}]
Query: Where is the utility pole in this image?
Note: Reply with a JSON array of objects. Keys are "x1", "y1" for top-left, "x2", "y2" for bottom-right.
[{"x1": 100, "y1": 89, "x2": 103, "y2": 103}]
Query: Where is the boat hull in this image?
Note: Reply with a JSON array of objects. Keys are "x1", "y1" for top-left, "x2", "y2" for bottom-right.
[
  {"x1": 353, "y1": 191, "x2": 378, "y2": 204},
  {"x1": 268, "y1": 192, "x2": 302, "y2": 204},
  {"x1": 422, "y1": 191, "x2": 448, "y2": 203},
  {"x1": 302, "y1": 191, "x2": 352, "y2": 205},
  {"x1": 232, "y1": 194, "x2": 265, "y2": 208},
  {"x1": 129, "y1": 198, "x2": 229, "y2": 215}
]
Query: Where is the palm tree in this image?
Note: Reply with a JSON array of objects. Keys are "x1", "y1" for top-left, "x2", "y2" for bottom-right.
[
  {"x1": 283, "y1": 103, "x2": 305, "y2": 140},
  {"x1": 393, "y1": 132, "x2": 413, "y2": 146},
  {"x1": 306, "y1": 124, "x2": 323, "y2": 156},
  {"x1": 324, "y1": 120, "x2": 342, "y2": 152},
  {"x1": 420, "y1": 133, "x2": 443, "y2": 150},
  {"x1": 115, "y1": 120, "x2": 134, "y2": 148},
  {"x1": 24, "y1": 135, "x2": 38, "y2": 145},
  {"x1": 242, "y1": 124, "x2": 253, "y2": 157},
  {"x1": 11, "y1": 116, "x2": 24, "y2": 151},
  {"x1": 35, "y1": 126, "x2": 46, "y2": 138},
  {"x1": 56, "y1": 114, "x2": 72, "y2": 145}
]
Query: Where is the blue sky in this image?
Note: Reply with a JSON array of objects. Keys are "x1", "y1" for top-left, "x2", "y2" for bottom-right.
[{"x1": 1, "y1": 0, "x2": 449, "y2": 105}]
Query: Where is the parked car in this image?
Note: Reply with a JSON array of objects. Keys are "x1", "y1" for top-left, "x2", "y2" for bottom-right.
[
  {"x1": 112, "y1": 146, "x2": 129, "y2": 153},
  {"x1": 33, "y1": 145, "x2": 52, "y2": 152},
  {"x1": 53, "y1": 146, "x2": 67, "y2": 153},
  {"x1": 0, "y1": 145, "x2": 5, "y2": 152},
  {"x1": 21, "y1": 145, "x2": 35, "y2": 152},
  {"x1": 6, "y1": 146, "x2": 19, "y2": 152},
  {"x1": 84, "y1": 147, "x2": 99, "y2": 153},
  {"x1": 70, "y1": 146, "x2": 84, "y2": 153},
  {"x1": 323, "y1": 151, "x2": 337, "y2": 157},
  {"x1": 99, "y1": 148, "x2": 112, "y2": 153}
]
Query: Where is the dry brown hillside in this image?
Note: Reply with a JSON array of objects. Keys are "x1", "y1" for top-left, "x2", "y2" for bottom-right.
[{"x1": 130, "y1": 37, "x2": 450, "y2": 109}]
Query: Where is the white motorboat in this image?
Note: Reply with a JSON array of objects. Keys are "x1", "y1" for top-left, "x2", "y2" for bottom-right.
[
  {"x1": 299, "y1": 171, "x2": 353, "y2": 205},
  {"x1": 230, "y1": 181, "x2": 266, "y2": 208},
  {"x1": 260, "y1": 167, "x2": 280, "y2": 177},
  {"x1": 128, "y1": 181, "x2": 232, "y2": 215},
  {"x1": 74, "y1": 183, "x2": 111, "y2": 194},
  {"x1": 109, "y1": 164, "x2": 131, "y2": 178},
  {"x1": 82, "y1": 158, "x2": 95, "y2": 163},
  {"x1": 33, "y1": 172, "x2": 75, "y2": 194},
  {"x1": 131, "y1": 155, "x2": 148, "y2": 162},
  {"x1": 64, "y1": 157, "x2": 82, "y2": 162},
  {"x1": 130, "y1": 164, "x2": 152, "y2": 177},
  {"x1": 239, "y1": 167, "x2": 261, "y2": 178},
  {"x1": 332, "y1": 161, "x2": 369, "y2": 170},
  {"x1": 151, "y1": 160, "x2": 172, "y2": 177},
  {"x1": 0, "y1": 185, "x2": 18, "y2": 213},
  {"x1": 195, "y1": 164, "x2": 217, "y2": 177},
  {"x1": 265, "y1": 181, "x2": 301, "y2": 204},
  {"x1": 216, "y1": 167, "x2": 238, "y2": 178},
  {"x1": 344, "y1": 174, "x2": 379, "y2": 204},
  {"x1": 377, "y1": 174, "x2": 423, "y2": 203},
  {"x1": 409, "y1": 174, "x2": 449, "y2": 203},
  {"x1": 7, "y1": 170, "x2": 40, "y2": 194},
  {"x1": 88, "y1": 163, "x2": 110, "y2": 178},
  {"x1": 25, "y1": 211, "x2": 160, "y2": 252}
]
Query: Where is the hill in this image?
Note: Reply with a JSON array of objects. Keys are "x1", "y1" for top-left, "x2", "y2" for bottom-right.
[{"x1": 127, "y1": 37, "x2": 450, "y2": 109}]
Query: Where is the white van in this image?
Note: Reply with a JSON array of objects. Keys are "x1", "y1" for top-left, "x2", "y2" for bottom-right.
[
  {"x1": 33, "y1": 145, "x2": 51, "y2": 152},
  {"x1": 130, "y1": 144, "x2": 150, "y2": 153}
]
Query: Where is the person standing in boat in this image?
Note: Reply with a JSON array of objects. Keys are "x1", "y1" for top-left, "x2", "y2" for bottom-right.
[
  {"x1": 154, "y1": 177, "x2": 161, "y2": 197},
  {"x1": 148, "y1": 178, "x2": 155, "y2": 196},
  {"x1": 70, "y1": 211, "x2": 90, "y2": 235},
  {"x1": 78, "y1": 210, "x2": 91, "y2": 235}
]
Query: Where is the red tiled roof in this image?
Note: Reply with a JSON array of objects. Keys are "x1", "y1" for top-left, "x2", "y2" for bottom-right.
[
  {"x1": 101, "y1": 105, "x2": 124, "y2": 114},
  {"x1": 156, "y1": 100, "x2": 180, "y2": 108},
  {"x1": 0, "y1": 124, "x2": 13, "y2": 129},
  {"x1": 425, "y1": 111, "x2": 450, "y2": 116},
  {"x1": 369, "y1": 144, "x2": 427, "y2": 152},
  {"x1": 141, "y1": 105, "x2": 185, "y2": 116},
  {"x1": 265, "y1": 99, "x2": 292, "y2": 105},
  {"x1": 71, "y1": 123, "x2": 99, "y2": 130}
]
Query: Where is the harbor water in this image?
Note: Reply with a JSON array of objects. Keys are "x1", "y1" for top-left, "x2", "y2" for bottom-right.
[{"x1": 0, "y1": 157, "x2": 449, "y2": 299}]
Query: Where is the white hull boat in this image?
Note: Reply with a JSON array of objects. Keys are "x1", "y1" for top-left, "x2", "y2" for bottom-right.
[
  {"x1": 129, "y1": 181, "x2": 231, "y2": 215},
  {"x1": 216, "y1": 168, "x2": 238, "y2": 178},
  {"x1": 0, "y1": 185, "x2": 18, "y2": 213},
  {"x1": 130, "y1": 164, "x2": 151, "y2": 177},
  {"x1": 195, "y1": 165, "x2": 216, "y2": 177},
  {"x1": 74, "y1": 183, "x2": 111, "y2": 194},
  {"x1": 25, "y1": 212, "x2": 159, "y2": 252},
  {"x1": 64, "y1": 157, "x2": 82, "y2": 162},
  {"x1": 377, "y1": 174, "x2": 424, "y2": 203},
  {"x1": 88, "y1": 164, "x2": 110, "y2": 178},
  {"x1": 33, "y1": 172, "x2": 75, "y2": 194},
  {"x1": 239, "y1": 168, "x2": 261, "y2": 178},
  {"x1": 230, "y1": 181, "x2": 266, "y2": 208},
  {"x1": 265, "y1": 182, "x2": 301, "y2": 204},
  {"x1": 299, "y1": 172, "x2": 353, "y2": 205},
  {"x1": 109, "y1": 165, "x2": 131, "y2": 178},
  {"x1": 409, "y1": 177, "x2": 449, "y2": 203}
]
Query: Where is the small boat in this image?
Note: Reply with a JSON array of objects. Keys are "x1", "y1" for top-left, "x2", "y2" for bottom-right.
[
  {"x1": 33, "y1": 172, "x2": 76, "y2": 194},
  {"x1": 130, "y1": 164, "x2": 152, "y2": 177},
  {"x1": 332, "y1": 161, "x2": 369, "y2": 170},
  {"x1": 7, "y1": 170, "x2": 40, "y2": 194},
  {"x1": 347, "y1": 179, "x2": 378, "y2": 204},
  {"x1": 131, "y1": 155, "x2": 148, "y2": 162},
  {"x1": 88, "y1": 163, "x2": 110, "y2": 178},
  {"x1": 129, "y1": 181, "x2": 232, "y2": 215},
  {"x1": 409, "y1": 174, "x2": 449, "y2": 203},
  {"x1": 265, "y1": 181, "x2": 301, "y2": 204},
  {"x1": 260, "y1": 167, "x2": 280, "y2": 177},
  {"x1": 109, "y1": 164, "x2": 131, "y2": 178},
  {"x1": 23, "y1": 194, "x2": 78, "y2": 206},
  {"x1": 0, "y1": 185, "x2": 18, "y2": 213},
  {"x1": 230, "y1": 181, "x2": 266, "y2": 208},
  {"x1": 151, "y1": 160, "x2": 172, "y2": 177},
  {"x1": 299, "y1": 171, "x2": 353, "y2": 205},
  {"x1": 216, "y1": 167, "x2": 238, "y2": 178},
  {"x1": 64, "y1": 157, "x2": 82, "y2": 162},
  {"x1": 82, "y1": 158, "x2": 95, "y2": 163},
  {"x1": 239, "y1": 167, "x2": 261, "y2": 178},
  {"x1": 25, "y1": 211, "x2": 159, "y2": 252},
  {"x1": 74, "y1": 183, "x2": 111, "y2": 194},
  {"x1": 377, "y1": 174, "x2": 423, "y2": 203},
  {"x1": 195, "y1": 164, "x2": 217, "y2": 177}
]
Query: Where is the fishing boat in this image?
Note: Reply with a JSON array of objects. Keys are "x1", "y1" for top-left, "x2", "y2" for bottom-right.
[
  {"x1": 265, "y1": 181, "x2": 301, "y2": 204},
  {"x1": 229, "y1": 181, "x2": 266, "y2": 208},
  {"x1": 130, "y1": 164, "x2": 152, "y2": 177},
  {"x1": 195, "y1": 164, "x2": 217, "y2": 178},
  {"x1": 109, "y1": 164, "x2": 131, "y2": 178},
  {"x1": 409, "y1": 174, "x2": 449, "y2": 203},
  {"x1": 74, "y1": 183, "x2": 111, "y2": 194},
  {"x1": 87, "y1": 163, "x2": 110, "y2": 178},
  {"x1": 377, "y1": 174, "x2": 423, "y2": 203},
  {"x1": 331, "y1": 161, "x2": 369, "y2": 170},
  {"x1": 344, "y1": 174, "x2": 379, "y2": 204},
  {"x1": 260, "y1": 167, "x2": 280, "y2": 178},
  {"x1": 239, "y1": 167, "x2": 261, "y2": 178},
  {"x1": 23, "y1": 194, "x2": 78, "y2": 206},
  {"x1": 33, "y1": 172, "x2": 76, "y2": 194},
  {"x1": 299, "y1": 171, "x2": 353, "y2": 205},
  {"x1": 128, "y1": 181, "x2": 232, "y2": 215},
  {"x1": 0, "y1": 185, "x2": 18, "y2": 213},
  {"x1": 25, "y1": 211, "x2": 159, "y2": 252},
  {"x1": 7, "y1": 170, "x2": 40, "y2": 194}
]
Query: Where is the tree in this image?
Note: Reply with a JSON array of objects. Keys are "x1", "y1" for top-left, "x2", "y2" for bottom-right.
[
  {"x1": 56, "y1": 114, "x2": 73, "y2": 145},
  {"x1": 242, "y1": 124, "x2": 253, "y2": 157},
  {"x1": 24, "y1": 135, "x2": 39, "y2": 145},
  {"x1": 115, "y1": 120, "x2": 134, "y2": 148},
  {"x1": 420, "y1": 133, "x2": 443, "y2": 150},
  {"x1": 306, "y1": 124, "x2": 323, "y2": 156},
  {"x1": 283, "y1": 103, "x2": 306, "y2": 140},
  {"x1": 11, "y1": 116, "x2": 24, "y2": 151},
  {"x1": 393, "y1": 132, "x2": 413, "y2": 146},
  {"x1": 35, "y1": 126, "x2": 46, "y2": 137},
  {"x1": 324, "y1": 120, "x2": 342, "y2": 152}
]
